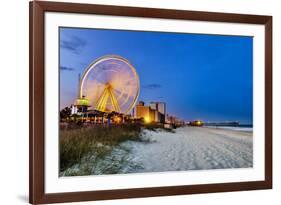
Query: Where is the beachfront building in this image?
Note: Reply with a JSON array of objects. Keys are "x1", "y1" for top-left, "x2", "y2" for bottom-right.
[
  {"x1": 188, "y1": 120, "x2": 204, "y2": 127},
  {"x1": 135, "y1": 101, "x2": 155, "y2": 123},
  {"x1": 135, "y1": 101, "x2": 168, "y2": 124},
  {"x1": 71, "y1": 95, "x2": 90, "y2": 115},
  {"x1": 166, "y1": 114, "x2": 185, "y2": 127},
  {"x1": 149, "y1": 102, "x2": 166, "y2": 123},
  {"x1": 150, "y1": 102, "x2": 166, "y2": 115}
]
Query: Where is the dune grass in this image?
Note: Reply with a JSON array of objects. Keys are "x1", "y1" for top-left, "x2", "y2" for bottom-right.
[{"x1": 59, "y1": 124, "x2": 141, "y2": 175}]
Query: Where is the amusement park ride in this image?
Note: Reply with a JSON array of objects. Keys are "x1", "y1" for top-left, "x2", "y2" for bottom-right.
[
  {"x1": 95, "y1": 83, "x2": 121, "y2": 113},
  {"x1": 68, "y1": 55, "x2": 183, "y2": 126},
  {"x1": 72, "y1": 55, "x2": 140, "y2": 118}
]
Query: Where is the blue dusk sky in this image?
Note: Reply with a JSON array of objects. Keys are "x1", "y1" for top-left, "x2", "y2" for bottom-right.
[{"x1": 60, "y1": 27, "x2": 253, "y2": 124}]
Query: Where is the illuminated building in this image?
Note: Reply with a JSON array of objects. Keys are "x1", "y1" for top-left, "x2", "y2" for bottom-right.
[
  {"x1": 135, "y1": 101, "x2": 168, "y2": 124},
  {"x1": 166, "y1": 114, "x2": 185, "y2": 127},
  {"x1": 149, "y1": 102, "x2": 166, "y2": 123},
  {"x1": 150, "y1": 102, "x2": 166, "y2": 115},
  {"x1": 71, "y1": 95, "x2": 90, "y2": 114},
  {"x1": 71, "y1": 74, "x2": 90, "y2": 115},
  {"x1": 135, "y1": 101, "x2": 155, "y2": 123},
  {"x1": 188, "y1": 120, "x2": 204, "y2": 127}
]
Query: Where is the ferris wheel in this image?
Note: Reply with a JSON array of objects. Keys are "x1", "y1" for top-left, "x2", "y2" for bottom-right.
[{"x1": 80, "y1": 55, "x2": 140, "y2": 114}]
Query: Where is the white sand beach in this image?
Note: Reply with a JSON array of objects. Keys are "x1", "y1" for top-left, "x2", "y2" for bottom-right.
[
  {"x1": 118, "y1": 126, "x2": 253, "y2": 173},
  {"x1": 64, "y1": 126, "x2": 253, "y2": 176}
]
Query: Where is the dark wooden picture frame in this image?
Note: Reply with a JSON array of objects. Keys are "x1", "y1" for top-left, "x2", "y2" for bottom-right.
[{"x1": 29, "y1": 1, "x2": 272, "y2": 204}]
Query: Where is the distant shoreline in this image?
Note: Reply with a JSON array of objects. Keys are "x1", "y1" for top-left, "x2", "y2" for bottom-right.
[{"x1": 203, "y1": 125, "x2": 253, "y2": 133}]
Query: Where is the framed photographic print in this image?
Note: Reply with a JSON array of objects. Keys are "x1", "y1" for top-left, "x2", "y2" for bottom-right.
[{"x1": 29, "y1": 1, "x2": 272, "y2": 204}]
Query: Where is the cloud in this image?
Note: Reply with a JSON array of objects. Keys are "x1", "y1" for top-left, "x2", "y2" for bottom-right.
[
  {"x1": 142, "y1": 84, "x2": 162, "y2": 89},
  {"x1": 60, "y1": 66, "x2": 75, "y2": 71},
  {"x1": 60, "y1": 36, "x2": 87, "y2": 54}
]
